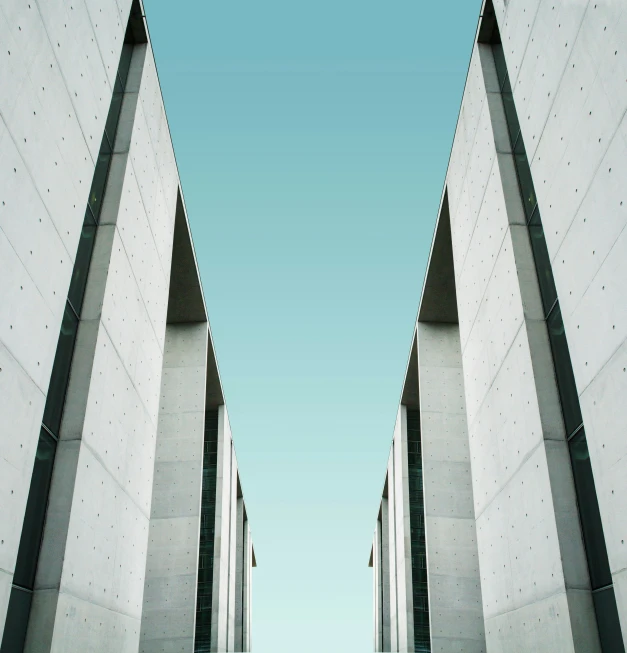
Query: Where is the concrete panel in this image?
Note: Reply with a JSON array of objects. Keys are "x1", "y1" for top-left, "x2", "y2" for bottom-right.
[
  {"x1": 552, "y1": 127, "x2": 627, "y2": 322},
  {"x1": 513, "y1": 1, "x2": 588, "y2": 163},
  {"x1": 140, "y1": 323, "x2": 207, "y2": 653},
  {"x1": 580, "y1": 337, "x2": 627, "y2": 593},
  {"x1": 373, "y1": 523, "x2": 382, "y2": 652},
  {"x1": 0, "y1": 220, "x2": 61, "y2": 394},
  {"x1": 380, "y1": 496, "x2": 392, "y2": 651},
  {"x1": 497, "y1": 0, "x2": 542, "y2": 89},
  {"x1": 0, "y1": 118, "x2": 74, "y2": 322},
  {"x1": 393, "y1": 409, "x2": 414, "y2": 652},
  {"x1": 386, "y1": 453, "x2": 398, "y2": 653},
  {"x1": 234, "y1": 498, "x2": 245, "y2": 651},
  {"x1": 484, "y1": 590, "x2": 585, "y2": 653},
  {"x1": 0, "y1": 340, "x2": 45, "y2": 587},
  {"x1": 212, "y1": 407, "x2": 233, "y2": 652},
  {"x1": 227, "y1": 454, "x2": 239, "y2": 651},
  {"x1": 418, "y1": 322, "x2": 486, "y2": 652}
]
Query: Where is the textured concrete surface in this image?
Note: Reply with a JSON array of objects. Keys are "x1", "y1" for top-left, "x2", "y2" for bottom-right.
[
  {"x1": 139, "y1": 323, "x2": 208, "y2": 653},
  {"x1": 0, "y1": 0, "x2": 255, "y2": 650},
  {"x1": 372, "y1": 1, "x2": 627, "y2": 650},
  {"x1": 418, "y1": 322, "x2": 486, "y2": 653}
]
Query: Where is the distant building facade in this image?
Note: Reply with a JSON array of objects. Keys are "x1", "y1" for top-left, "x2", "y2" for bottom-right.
[
  {"x1": 0, "y1": 1, "x2": 254, "y2": 651},
  {"x1": 370, "y1": 1, "x2": 627, "y2": 651}
]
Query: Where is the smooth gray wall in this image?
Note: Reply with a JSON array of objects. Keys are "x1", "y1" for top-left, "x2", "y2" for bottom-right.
[
  {"x1": 418, "y1": 322, "x2": 485, "y2": 653},
  {"x1": 140, "y1": 323, "x2": 208, "y2": 652}
]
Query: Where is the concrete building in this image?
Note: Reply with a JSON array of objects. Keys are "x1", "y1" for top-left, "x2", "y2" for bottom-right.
[
  {"x1": 0, "y1": 0, "x2": 255, "y2": 651},
  {"x1": 370, "y1": 0, "x2": 627, "y2": 651}
]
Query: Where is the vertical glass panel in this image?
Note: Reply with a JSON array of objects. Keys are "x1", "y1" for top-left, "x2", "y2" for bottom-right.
[
  {"x1": 501, "y1": 76, "x2": 521, "y2": 148},
  {"x1": 118, "y1": 43, "x2": 134, "y2": 88},
  {"x1": 104, "y1": 91, "x2": 124, "y2": 148},
  {"x1": 87, "y1": 144, "x2": 111, "y2": 222},
  {"x1": 407, "y1": 409, "x2": 430, "y2": 652},
  {"x1": 513, "y1": 149, "x2": 538, "y2": 220},
  {"x1": 569, "y1": 430, "x2": 612, "y2": 590},
  {"x1": 527, "y1": 215, "x2": 558, "y2": 315},
  {"x1": 12, "y1": 431, "x2": 57, "y2": 589},
  {"x1": 547, "y1": 306, "x2": 583, "y2": 435},
  {"x1": 195, "y1": 410, "x2": 219, "y2": 653},
  {"x1": 492, "y1": 43, "x2": 507, "y2": 90},
  {"x1": 593, "y1": 586, "x2": 626, "y2": 653},
  {"x1": 67, "y1": 212, "x2": 97, "y2": 315},
  {"x1": 41, "y1": 305, "x2": 79, "y2": 435},
  {"x1": 0, "y1": 587, "x2": 33, "y2": 653}
]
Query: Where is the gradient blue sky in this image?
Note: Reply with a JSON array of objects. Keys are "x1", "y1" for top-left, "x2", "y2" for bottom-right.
[{"x1": 143, "y1": 2, "x2": 481, "y2": 650}]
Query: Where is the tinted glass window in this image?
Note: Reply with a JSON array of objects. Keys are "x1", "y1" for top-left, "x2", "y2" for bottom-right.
[
  {"x1": 105, "y1": 91, "x2": 124, "y2": 149},
  {"x1": 513, "y1": 153, "x2": 537, "y2": 220},
  {"x1": 0, "y1": 587, "x2": 32, "y2": 653},
  {"x1": 528, "y1": 217, "x2": 558, "y2": 315},
  {"x1": 118, "y1": 43, "x2": 134, "y2": 88},
  {"x1": 547, "y1": 306, "x2": 583, "y2": 435},
  {"x1": 569, "y1": 430, "x2": 612, "y2": 590},
  {"x1": 593, "y1": 586, "x2": 626, "y2": 653},
  {"x1": 195, "y1": 410, "x2": 219, "y2": 653},
  {"x1": 41, "y1": 305, "x2": 79, "y2": 435},
  {"x1": 501, "y1": 75, "x2": 521, "y2": 147},
  {"x1": 13, "y1": 431, "x2": 56, "y2": 589},
  {"x1": 87, "y1": 144, "x2": 112, "y2": 223},
  {"x1": 407, "y1": 409, "x2": 430, "y2": 652},
  {"x1": 492, "y1": 43, "x2": 507, "y2": 90},
  {"x1": 67, "y1": 213, "x2": 97, "y2": 315}
]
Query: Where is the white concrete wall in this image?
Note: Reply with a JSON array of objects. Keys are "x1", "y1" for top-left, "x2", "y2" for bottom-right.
[
  {"x1": 444, "y1": 14, "x2": 600, "y2": 652},
  {"x1": 373, "y1": 520, "x2": 382, "y2": 652},
  {"x1": 418, "y1": 322, "x2": 486, "y2": 653},
  {"x1": 22, "y1": 30, "x2": 180, "y2": 650},
  {"x1": 212, "y1": 407, "x2": 233, "y2": 652},
  {"x1": 0, "y1": 0, "x2": 130, "y2": 637},
  {"x1": 492, "y1": 1, "x2": 627, "y2": 640},
  {"x1": 0, "y1": 0, "x2": 255, "y2": 650},
  {"x1": 393, "y1": 408, "x2": 414, "y2": 652},
  {"x1": 139, "y1": 323, "x2": 208, "y2": 653},
  {"x1": 242, "y1": 522, "x2": 253, "y2": 653}
]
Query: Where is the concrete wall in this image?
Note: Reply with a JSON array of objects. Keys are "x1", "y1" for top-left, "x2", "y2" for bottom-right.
[
  {"x1": 0, "y1": 0, "x2": 255, "y2": 650},
  {"x1": 23, "y1": 32, "x2": 174, "y2": 652},
  {"x1": 372, "y1": 2, "x2": 627, "y2": 650},
  {"x1": 393, "y1": 408, "x2": 414, "y2": 652},
  {"x1": 371, "y1": 411, "x2": 415, "y2": 652},
  {"x1": 447, "y1": 32, "x2": 598, "y2": 653},
  {"x1": 210, "y1": 406, "x2": 251, "y2": 653},
  {"x1": 0, "y1": 0, "x2": 131, "y2": 637},
  {"x1": 490, "y1": 0, "x2": 627, "y2": 639},
  {"x1": 139, "y1": 323, "x2": 208, "y2": 653},
  {"x1": 418, "y1": 323, "x2": 485, "y2": 653}
]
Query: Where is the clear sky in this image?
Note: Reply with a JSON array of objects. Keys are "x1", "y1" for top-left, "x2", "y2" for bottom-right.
[{"x1": 143, "y1": 1, "x2": 482, "y2": 650}]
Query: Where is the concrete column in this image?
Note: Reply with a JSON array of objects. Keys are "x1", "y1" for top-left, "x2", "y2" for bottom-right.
[
  {"x1": 418, "y1": 322, "x2": 486, "y2": 653},
  {"x1": 139, "y1": 323, "x2": 208, "y2": 652},
  {"x1": 211, "y1": 407, "x2": 232, "y2": 652},
  {"x1": 234, "y1": 498, "x2": 245, "y2": 651},
  {"x1": 373, "y1": 520, "x2": 383, "y2": 652},
  {"x1": 444, "y1": 40, "x2": 600, "y2": 653},
  {"x1": 381, "y1": 496, "x2": 392, "y2": 652},
  {"x1": 227, "y1": 453, "x2": 238, "y2": 651},
  {"x1": 387, "y1": 453, "x2": 398, "y2": 652},
  {"x1": 242, "y1": 523, "x2": 252, "y2": 653},
  {"x1": 393, "y1": 407, "x2": 414, "y2": 652},
  {"x1": 23, "y1": 44, "x2": 155, "y2": 653}
]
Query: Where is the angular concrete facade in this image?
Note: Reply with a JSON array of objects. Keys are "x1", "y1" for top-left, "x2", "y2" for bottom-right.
[
  {"x1": 371, "y1": 1, "x2": 627, "y2": 651},
  {"x1": 0, "y1": 1, "x2": 255, "y2": 651}
]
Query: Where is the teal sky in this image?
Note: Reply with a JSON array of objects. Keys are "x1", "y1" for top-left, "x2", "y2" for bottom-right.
[{"x1": 143, "y1": 2, "x2": 481, "y2": 651}]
